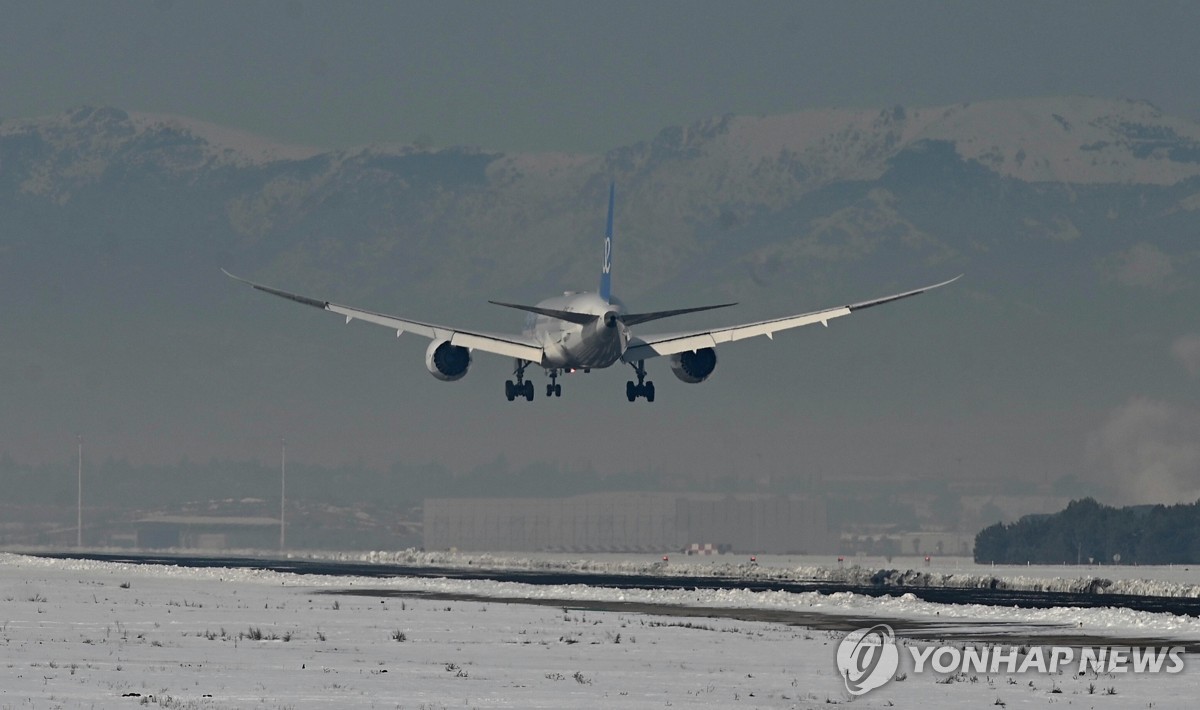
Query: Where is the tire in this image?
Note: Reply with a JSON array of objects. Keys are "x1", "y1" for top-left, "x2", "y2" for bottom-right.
[
  {"x1": 505, "y1": 381, "x2": 515, "y2": 401},
  {"x1": 554, "y1": 384, "x2": 562, "y2": 397},
  {"x1": 524, "y1": 381, "x2": 534, "y2": 401},
  {"x1": 645, "y1": 382, "x2": 655, "y2": 402},
  {"x1": 547, "y1": 384, "x2": 554, "y2": 397},
  {"x1": 626, "y1": 381, "x2": 636, "y2": 402}
]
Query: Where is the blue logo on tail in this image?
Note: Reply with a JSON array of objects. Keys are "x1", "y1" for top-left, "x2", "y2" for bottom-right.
[{"x1": 600, "y1": 182, "x2": 614, "y2": 303}]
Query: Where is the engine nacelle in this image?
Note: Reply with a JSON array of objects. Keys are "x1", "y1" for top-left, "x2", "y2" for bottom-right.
[
  {"x1": 424, "y1": 340, "x2": 471, "y2": 381},
  {"x1": 669, "y1": 347, "x2": 717, "y2": 384}
]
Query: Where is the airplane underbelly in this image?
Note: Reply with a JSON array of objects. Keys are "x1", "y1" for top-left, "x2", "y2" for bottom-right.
[{"x1": 544, "y1": 329, "x2": 623, "y2": 369}]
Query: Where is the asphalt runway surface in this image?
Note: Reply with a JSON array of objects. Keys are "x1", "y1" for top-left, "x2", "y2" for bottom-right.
[
  {"x1": 23, "y1": 551, "x2": 1200, "y2": 614},
  {"x1": 28, "y1": 551, "x2": 1200, "y2": 613},
  {"x1": 23, "y1": 551, "x2": 1200, "y2": 650},
  {"x1": 326, "y1": 588, "x2": 1200, "y2": 652}
]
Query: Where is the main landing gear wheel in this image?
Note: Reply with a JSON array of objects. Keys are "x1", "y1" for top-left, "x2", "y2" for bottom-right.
[
  {"x1": 505, "y1": 359, "x2": 535, "y2": 402},
  {"x1": 625, "y1": 360, "x2": 655, "y2": 402},
  {"x1": 507, "y1": 379, "x2": 534, "y2": 401}
]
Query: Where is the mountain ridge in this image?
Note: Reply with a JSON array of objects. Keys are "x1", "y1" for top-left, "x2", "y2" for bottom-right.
[
  {"x1": 1, "y1": 96, "x2": 1197, "y2": 497},
  {"x1": 8, "y1": 96, "x2": 1200, "y2": 195}
]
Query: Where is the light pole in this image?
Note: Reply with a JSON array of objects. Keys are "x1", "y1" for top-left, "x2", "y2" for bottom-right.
[
  {"x1": 280, "y1": 438, "x2": 286, "y2": 551},
  {"x1": 76, "y1": 435, "x2": 82, "y2": 548}
]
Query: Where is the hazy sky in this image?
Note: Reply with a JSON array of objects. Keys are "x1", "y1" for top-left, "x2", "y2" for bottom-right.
[
  {"x1": 4, "y1": 1, "x2": 1200, "y2": 512},
  {"x1": 3, "y1": 1, "x2": 1199, "y2": 153}
]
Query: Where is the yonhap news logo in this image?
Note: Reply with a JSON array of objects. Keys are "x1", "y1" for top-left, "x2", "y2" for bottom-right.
[
  {"x1": 835, "y1": 624, "x2": 1185, "y2": 696},
  {"x1": 835, "y1": 624, "x2": 900, "y2": 695}
]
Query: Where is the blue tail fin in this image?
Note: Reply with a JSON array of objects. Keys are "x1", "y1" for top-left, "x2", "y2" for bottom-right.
[{"x1": 600, "y1": 182, "x2": 614, "y2": 303}]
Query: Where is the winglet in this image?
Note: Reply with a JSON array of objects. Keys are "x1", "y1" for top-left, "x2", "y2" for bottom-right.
[
  {"x1": 221, "y1": 267, "x2": 330, "y2": 310},
  {"x1": 599, "y1": 181, "x2": 614, "y2": 303},
  {"x1": 846, "y1": 274, "x2": 963, "y2": 312}
]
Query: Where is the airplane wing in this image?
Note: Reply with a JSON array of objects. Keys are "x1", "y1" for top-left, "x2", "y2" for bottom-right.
[
  {"x1": 223, "y1": 270, "x2": 544, "y2": 362},
  {"x1": 621, "y1": 275, "x2": 961, "y2": 362}
]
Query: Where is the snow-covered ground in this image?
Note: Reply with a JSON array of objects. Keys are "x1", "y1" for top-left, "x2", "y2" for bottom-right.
[{"x1": 2, "y1": 552, "x2": 1199, "y2": 708}]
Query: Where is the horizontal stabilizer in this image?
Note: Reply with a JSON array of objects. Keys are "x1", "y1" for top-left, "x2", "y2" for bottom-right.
[
  {"x1": 619, "y1": 303, "x2": 737, "y2": 327},
  {"x1": 488, "y1": 301, "x2": 599, "y2": 326}
]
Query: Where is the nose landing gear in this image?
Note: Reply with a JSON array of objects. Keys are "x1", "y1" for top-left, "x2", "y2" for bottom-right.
[{"x1": 545, "y1": 369, "x2": 562, "y2": 398}]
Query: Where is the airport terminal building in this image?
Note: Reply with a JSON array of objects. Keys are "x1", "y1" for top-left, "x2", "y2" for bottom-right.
[{"x1": 423, "y1": 492, "x2": 829, "y2": 554}]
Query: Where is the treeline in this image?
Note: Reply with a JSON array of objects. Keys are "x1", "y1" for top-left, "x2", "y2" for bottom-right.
[{"x1": 975, "y1": 498, "x2": 1200, "y2": 565}]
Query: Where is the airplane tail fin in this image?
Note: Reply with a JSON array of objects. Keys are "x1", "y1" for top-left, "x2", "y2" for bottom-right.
[{"x1": 600, "y1": 181, "x2": 614, "y2": 303}]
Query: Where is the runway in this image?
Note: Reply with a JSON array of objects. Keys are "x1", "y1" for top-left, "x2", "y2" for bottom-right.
[
  {"x1": 6, "y1": 551, "x2": 1200, "y2": 708},
  {"x1": 327, "y1": 587, "x2": 1200, "y2": 652},
  {"x1": 31, "y1": 550, "x2": 1200, "y2": 617}
]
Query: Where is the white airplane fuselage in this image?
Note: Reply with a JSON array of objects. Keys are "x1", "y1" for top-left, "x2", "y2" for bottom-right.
[{"x1": 524, "y1": 292, "x2": 629, "y2": 369}]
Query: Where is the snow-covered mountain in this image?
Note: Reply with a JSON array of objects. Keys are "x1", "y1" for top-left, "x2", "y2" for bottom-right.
[
  {"x1": 1, "y1": 97, "x2": 1198, "y2": 498},
  {"x1": 20, "y1": 96, "x2": 1193, "y2": 297},
  {"x1": 663, "y1": 96, "x2": 1200, "y2": 189},
  {"x1": 8, "y1": 97, "x2": 1200, "y2": 208}
]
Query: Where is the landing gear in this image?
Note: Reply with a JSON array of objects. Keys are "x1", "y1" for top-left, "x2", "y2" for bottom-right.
[
  {"x1": 544, "y1": 369, "x2": 563, "y2": 398},
  {"x1": 505, "y1": 359, "x2": 535, "y2": 402},
  {"x1": 626, "y1": 360, "x2": 655, "y2": 402}
]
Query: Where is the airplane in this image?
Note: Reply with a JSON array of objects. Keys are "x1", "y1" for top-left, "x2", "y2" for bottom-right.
[{"x1": 224, "y1": 183, "x2": 959, "y2": 402}]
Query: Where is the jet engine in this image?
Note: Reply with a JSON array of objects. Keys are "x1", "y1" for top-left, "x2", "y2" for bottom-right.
[
  {"x1": 425, "y1": 340, "x2": 471, "y2": 381},
  {"x1": 669, "y1": 347, "x2": 717, "y2": 384}
]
